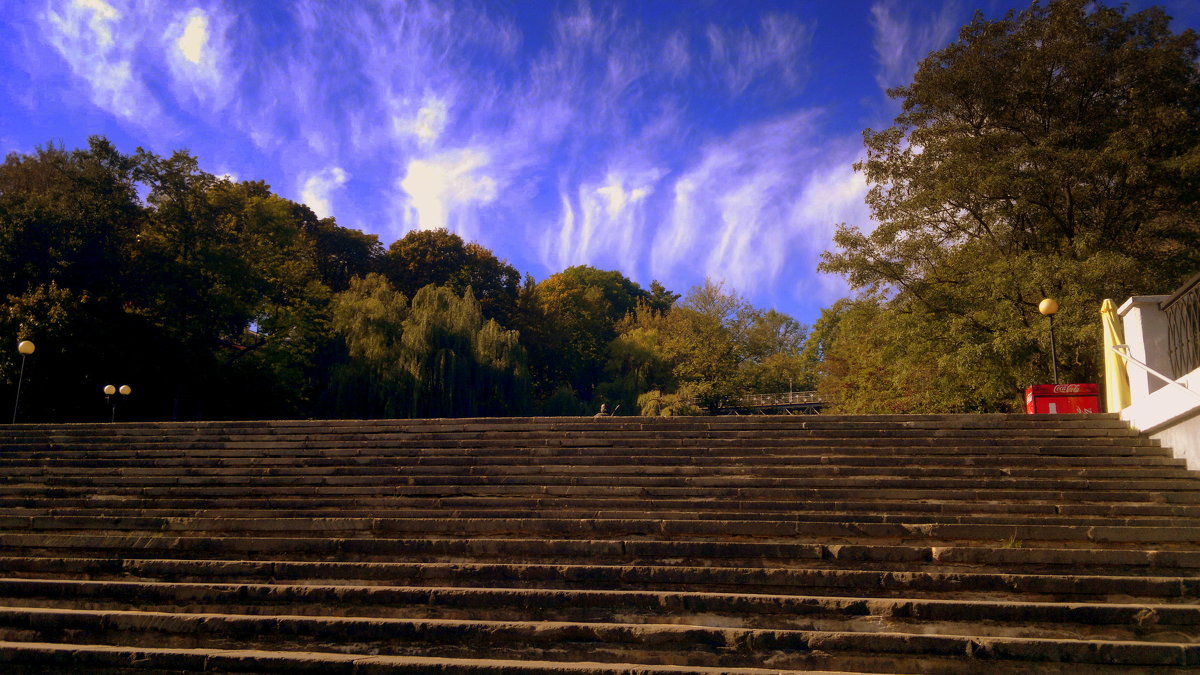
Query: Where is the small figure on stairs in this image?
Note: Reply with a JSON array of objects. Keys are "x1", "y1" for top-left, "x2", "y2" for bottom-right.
[{"x1": 593, "y1": 403, "x2": 619, "y2": 418}]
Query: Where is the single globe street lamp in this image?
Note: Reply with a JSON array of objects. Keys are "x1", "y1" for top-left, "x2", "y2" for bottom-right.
[
  {"x1": 1039, "y1": 298, "x2": 1059, "y2": 384},
  {"x1": 11, "y1": 340, "x2": 35, "y2": 424}
]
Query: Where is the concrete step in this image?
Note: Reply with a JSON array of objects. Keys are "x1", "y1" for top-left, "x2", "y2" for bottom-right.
[
  {"x1": 0, "y1": 441, "x2": 1167, "y2": 460},
  {"x1": 7, "y1": 472, "x2": 1198, "y2": 492},
  {"x1": 5, "y1": 464, "x2": 1197, "y2": 482},
  {"x1": 0, "y1": 640, "x2": 901, "y2": 674},
  {"x1": 4, "y1": 532, "x2": 1200, "y2": 576},
  {"x1": 3, "y1": 549, "x2": 1199, "y2": 593},
  {"x1": 7, "y1": 495, "x2": 1200, "y2": 519},
  {"x1": 0, "y1": 606, "x2": 1194, "y2": 673},
  {"x1": 1, "y1": 579, "x2": 1195, "y2": 643},
  {"x1": 4, "y1": 425, "x2": 1147, "y2": 441},
  {"x1": 7, "y1": 484, "x2": 1199, "y2": 506},
  {"x1": 5, "y1": 515, "x2": 1200, "y2": 548},
  {"x1": 0, "y1": 412, "x2": 1128, "y2": 432},
  {"x1": 0, "y1": 454, "x2": 1188, "y2": 469},
  {"x1": 1, "y1": 413, "x2": 1195, "y2": 671},
  {"x1": 9, "y1": 506, "x2": 1200, "y2": 529}
]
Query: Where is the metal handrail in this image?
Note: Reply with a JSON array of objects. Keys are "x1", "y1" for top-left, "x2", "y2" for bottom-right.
[{"x1": 1112, "y1": 344, "x2": 1200, "y2": 402}]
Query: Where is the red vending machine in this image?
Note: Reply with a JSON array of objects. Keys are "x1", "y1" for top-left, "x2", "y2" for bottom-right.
[{"x1": 1024, "y1": 383, "x2": 1101, "y2": 414}]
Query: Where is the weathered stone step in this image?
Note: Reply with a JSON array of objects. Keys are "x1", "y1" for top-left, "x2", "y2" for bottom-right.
[
  {"x1": 7, "y1": 483, "x2": 1200, "y2": 505},
  {"x1": 1, "y1": 413, "x2": 1192, "y2": 670},
  {"x1": 3, "y1": 425, "x2": 1146, "y2": 444},
  {"x1": 0, "y1": 453, "x2": 1186, "y2": 470},
  {"x1": 8, "y1": 495, "x2": 1200, "y2": 518},
  {"x1": 0, "y1": 640, "x2": 906, "y2": 674},
  {"x1": 3, "y1": 535, "x2": 1199, "y2": 575},
  {"x1": 3, "y1": 579, "x2": 1197, "y2": 643},
  {"x1": 9, "y1": 472, "x2": 1197, "y2": 493},
  {"x1": 0, "y1": 441, "x2": 1166, "y2": 462},
  {"x1": 6, "y1": 555, "x2": 1198, "y2": 603},
  {"x1": 0, "y1": 449, "x2": 1171, "y2": 470},
  {"x1": 7, "y1": 516, "x2": 1199, "y2": 550},
  {"x1": 0, "y1": 606, "x2": 1194, "y2": 672},
  {"x1": 0, "y1": 412, "x2": 1127, "y2": 433},
  {"x1": 18, "y1": 555, "x2": 1200, "y2": 601},
  {"x1": 0, "y1": 429, "x2": 1161, "y2": 446},
  {"x1": 9, "y1": 505, "x2": 1200, "y2": 529},
  {"x1": 0, "y1": 419, "x2": 1151, "y2": 438},
  {"x1": 7, "y1": 463, "x2": 1195, "y2": 482}
]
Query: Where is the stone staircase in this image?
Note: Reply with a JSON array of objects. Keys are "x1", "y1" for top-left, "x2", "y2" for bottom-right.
[{"x1": 0, "y1": 414, "x2": 1196, "y2": 673}]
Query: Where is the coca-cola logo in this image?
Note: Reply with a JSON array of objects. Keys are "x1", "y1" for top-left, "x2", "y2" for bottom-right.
[{"x1": 1053, "y1": 384, "x2": 1083, "y2": 394}]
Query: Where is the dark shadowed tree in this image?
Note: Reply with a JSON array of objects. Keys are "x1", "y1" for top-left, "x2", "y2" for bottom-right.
[{"x1": 289, "y1": 202, "x2": 383, "y2": 292}]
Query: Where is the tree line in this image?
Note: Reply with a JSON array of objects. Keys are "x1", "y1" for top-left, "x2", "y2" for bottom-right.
[
  {"x1": 4, "y1": 0, "x2": 1197, "y2": 420},
  {"x1": 0, "y1": 140, "x2": 815, "y2": 421},
  {"x1": 814, "y1": 0, "x2": 1200, "y2": 413}
]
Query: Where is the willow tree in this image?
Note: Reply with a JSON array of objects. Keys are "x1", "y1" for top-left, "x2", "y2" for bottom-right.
[
  {"x1": 329, "y1": 276, "x2": 531, "y2": 419},
  {"x1": 402, "y1": 285, "x2": 532, "y2": 418},
  {"x1": 820, "y1": 0, "x2": 1200, "y2": 411},
  {"x1": 327, "y1": 273, "x2": 413, "y2": 418}
]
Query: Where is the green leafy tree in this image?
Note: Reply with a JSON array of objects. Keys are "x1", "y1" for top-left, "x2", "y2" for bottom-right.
[
  {"x1": 613, "y1": 279, "x2": 812, "y2": 414},
  {"x1": 529, "y1": 266, "x2": 652, "y2": 401},
  {"x1": 820, "y1": 0, "x2": 1200, "y2": 411},
  {"x1": 382, "y1": 229, "x2": 520, "y2": 326},
  {"x1": 327, "y1": 275, "x2": 531, "y2": 418},
  {"x1": 327, "y1": 273, "x2": 413, "y2": 418}
]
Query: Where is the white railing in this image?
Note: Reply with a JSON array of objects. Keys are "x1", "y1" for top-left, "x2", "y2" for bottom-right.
[{"x1": 1112, "y1": 344, "x2": 1200, "y2": 402}]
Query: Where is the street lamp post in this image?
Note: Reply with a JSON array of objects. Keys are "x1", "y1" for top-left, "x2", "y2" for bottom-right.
[
  {"x1": 105, "y1": 384, "x2": 132, "y2": 423},
  {"x1": 11, "y1": 340, "x2": 35, "y2": 424},
  {"x1": 104, "y1": 384, "x2": 116, "y2": 423},
  {"x1": 1039, "y1": 298, "x2": 1059, "y2": 384}
]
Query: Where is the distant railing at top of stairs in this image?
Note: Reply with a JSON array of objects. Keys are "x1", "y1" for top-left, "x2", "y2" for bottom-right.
[
  {"x1": 735, "y1": 391, "x2": 824, "y2": 407},
  {"x1": 677, "y1": 390, "x2": 827, "y2": 414},
  {"x1": 1162, "y1": 270, "x2": 1200, "y2": 380}
]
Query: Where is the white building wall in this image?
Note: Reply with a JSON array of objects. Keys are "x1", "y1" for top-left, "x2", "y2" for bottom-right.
[{"x1": 1118, "y1": 296, "x2": 1200, "y2": 470}]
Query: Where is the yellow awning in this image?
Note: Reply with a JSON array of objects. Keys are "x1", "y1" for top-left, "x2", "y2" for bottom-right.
[{"x1": 1100, "y1": 299, "x2": 1131, "y2": 412}]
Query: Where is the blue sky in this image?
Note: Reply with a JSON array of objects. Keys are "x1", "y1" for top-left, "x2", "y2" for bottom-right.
[{"x1": 3, "y1": 0, "x2": 1198, "y2": 326}]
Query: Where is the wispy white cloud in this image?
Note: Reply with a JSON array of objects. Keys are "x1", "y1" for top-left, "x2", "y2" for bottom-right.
[
  {"x1": 177, "y1": 11, "x2": 207, "y2": 64},
  {"x1": 164, "y1": 6, "x2": 234, "y2": 107},
  {"x1": 300, "y1": 167, "x2": 349, "y2": 219},
  {"x1": 650, "y1": 112, "x2": 870, "y2": 302},
  {"x1": 788, "y1": 155, "x2": 872, "y2": 303},
  {"x1": 870, "y1": 0, "x2": 960, "y2": 92},
  {"x1": 652, "y1": 111, "x2": 820, "y2": 292},
  {"x1": 394, "y1": 97, "x2": 449, "y2": 146},
  {"x1": 41, "y1": 0, "x2": 161, "y2": 123},
  {"x1": 705, "y1": 13, "x2": 813, "y2": 97},
  {"x1": 22, "y1": 0, "x2": 866, "y2": 319},
  {"x1": 399, "y1": 149, "x2": 497, "y2": 236},
  {"x1": 545, "y1": 167, "x2": 664, "y2": 276}
]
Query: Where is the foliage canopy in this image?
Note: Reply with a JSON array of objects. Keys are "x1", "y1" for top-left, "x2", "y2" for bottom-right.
[{"x1": 819, "y1": 0, "x2": 1200, "y2": 412}]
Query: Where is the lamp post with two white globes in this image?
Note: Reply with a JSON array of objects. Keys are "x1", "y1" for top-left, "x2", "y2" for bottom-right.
[
  {"x1": 11, "y1": 340, "x2": 35, "y2": 424},
  {"x1": 104, "y1": 384, "x2": 132, "y2": 423},
  {"x1": 1039, "y1": 298, "x2": 1059, "y2": 385}
]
